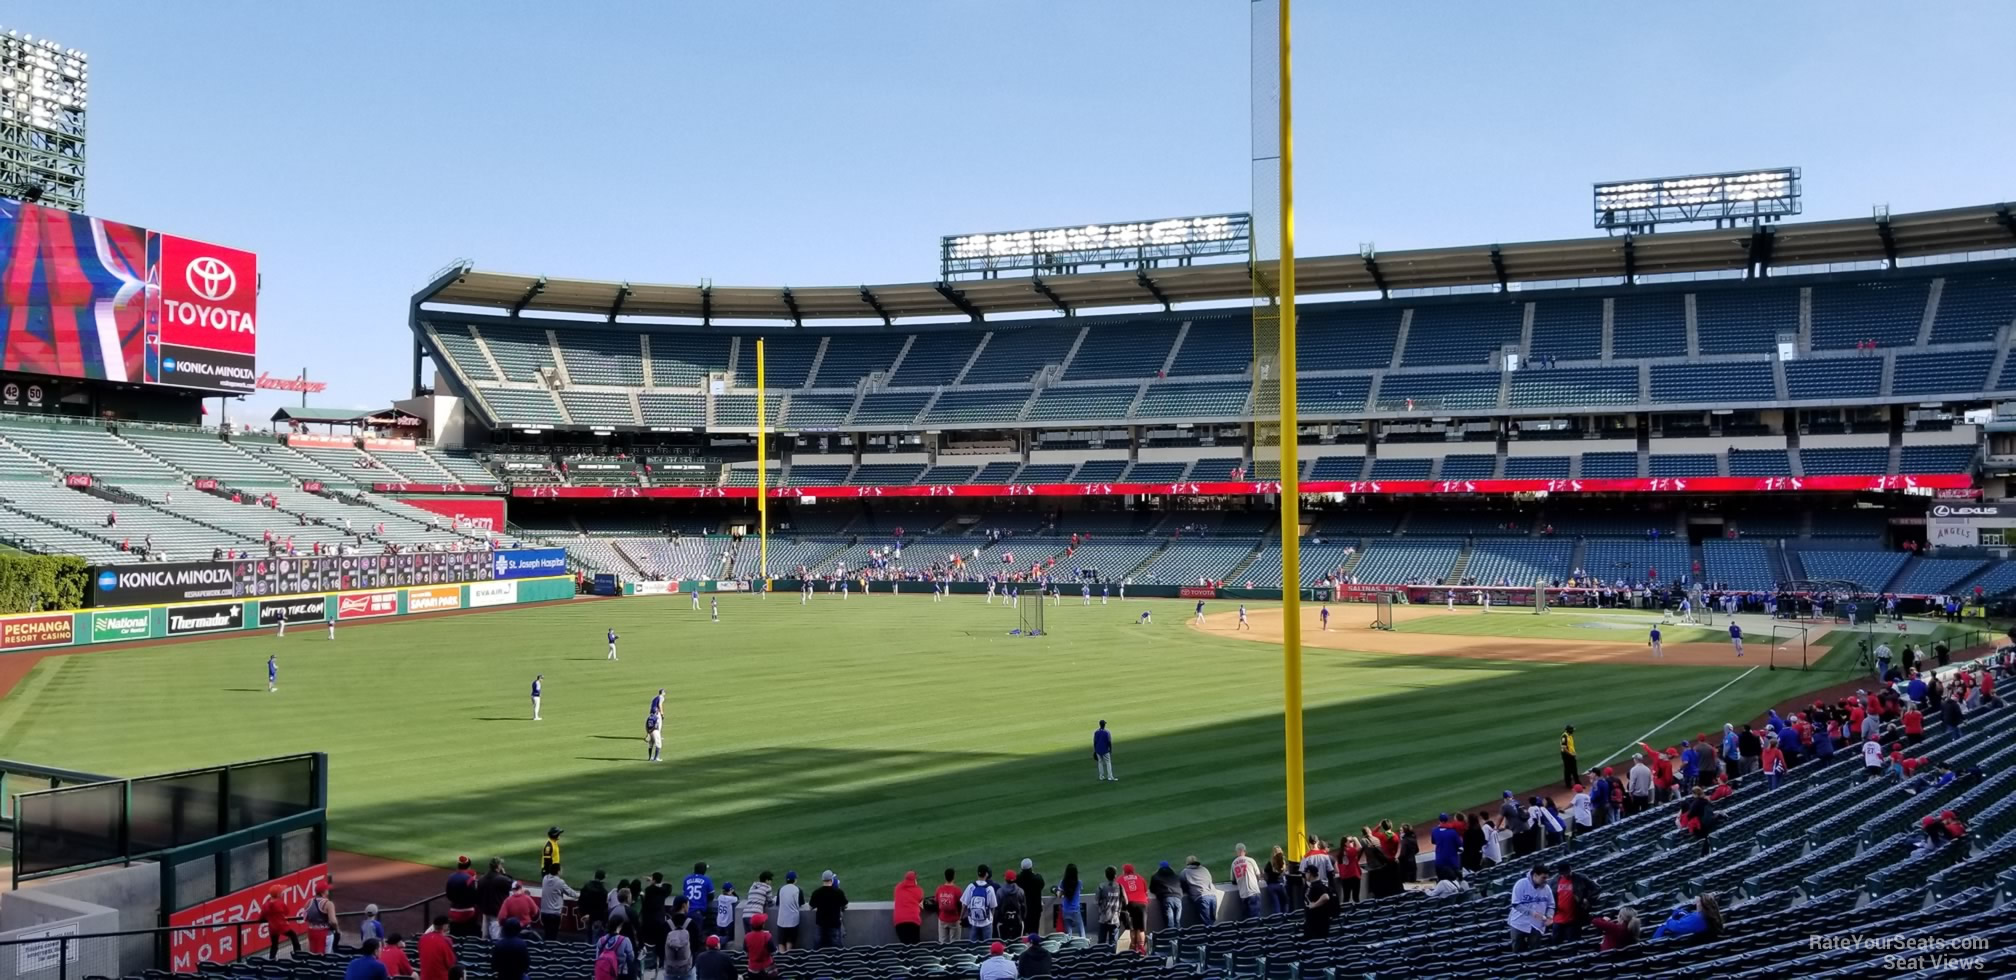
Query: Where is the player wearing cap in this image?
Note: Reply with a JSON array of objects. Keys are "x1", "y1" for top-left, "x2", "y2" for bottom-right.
[
  {"x1": 268, "y1": 654, "x2": 278, "y2": 693},
  {"x1": 1729, "y1": 621, "x2": 1744, "y2": 657},
  {"x1": 540, "y1": 827, "x2": 563, "y2": 875},
  {"x1": 645, "y1": 710, "x2": 663, "y2": 762},
  {"x1": 606, "y1": 627, "x2": 619, "y2": 661},
  {"x1": 530, "y1": 674, "x2": 542, "y2": 721}
]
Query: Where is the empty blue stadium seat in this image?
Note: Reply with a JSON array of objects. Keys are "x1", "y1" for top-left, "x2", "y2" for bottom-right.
[
  {"x1": 1352, "y1": 538, "x2": 1462, "y2": 583},
  {"x1": 1070, "y1": 460, "x2": 1128, "y2": 482},
  {"x1": 636, "y1": 392, "x2": 704, "y2": 426},
  {"x1": 1702, "y1": 538, "x2": 1780, "y2": 590},
  {"x1": 1648, "y1": 454, "x2": 1716, "y2": 477},
  {"x1": 556, "y1": 329, "x2": 646, "y2": 386},
  {"x1": 1164, "y1": 314, "x2": 1251, "y2": 376},
  {"x1": 1027, "y1": 386, "x2": 1138, "y2": 421},
  {"x1": 1297, "y1": 306, "x2": 1401, "y2": 369},
  {"x1": 782, "y1": 392, "x2": 854, "y2": 427},
  {"x1": 1931, "y1": 273, "x2": 2016, "y2": 343},
  {"x1": 1810, "y1": 279, "x2": 1928, "y2": 350},
  {"x1": 1368, "y1": 458, "x2": 1432, "y2": 479},
  {"x1": 1297, "y1": 377, "x2": 1370, "y2": 416},
  {"x1": 1578, "y1": 451, "x2": 1638, "y2": 478},
  {"x1": 738, "y1": 334, "x2": 819, "y2": 387},
  {"x1": 1728, "y1": 448, "x2": 1792, "y2": 476},
  {"x1": 428, "y1": 322, "x2": 497, "y2": 381},
  {"x1": 1307, "y1": 456, "x2": 1365, "y2": 480},
  {"x1": 1014, "y1": 463, "x2": 1074, "y2": 483},
  {"x1": 963, "y1": 325, "x2": 1079, "y2": 383},
  {"x1": 1377, "y1": 371, "x2": 1500, "y2": 412},
  {"x1": 1893, "y1": 349, "x2": 1993, "y2": 396},
  {"x1": 1611, "y1": 292, "x2": 1688, "y2": 357},
  {"x1": 1503, "y1": 456, "x2": 1569, "y2": 478},
  {"x1": 971, "y1": 461, "x2": 1022, "y2": 484},
  {"x1": 1795, "y1": 547, "x2": 1908, "y2": 591},
  {"x1": 1897, "y1": 444, "x2": 1975, "y2": 474},
  {"x1": 813, "y1": 333, "x2": 909, "y2": 385},
  {"x1": 647, "y1": 332, "x2": 734, "y2": 385},
  {"x1": 1964, "y1": 561, "x2": 2016, "y2": 597},
  {"x1": 925, "y1": 389, "x2": 1029, "y2": 424},
  {"x1": 1582, "y1": 539, "x2": 1690, "y2": 583},
  {"x1": 1403, "y1": 302, "x2": 1524, "y2": 366},
  {"x1": 479, "y1": 388, "x2": 565, "y2": 423},
  {"x1": 1135, "y1": 382, "x2": 1248, "y2": 418},
  {"x1": 1067, "y1": 324, "x2": 1180, "y2": 380},
  {"x1": 1508, "y1": 366, "x2": 1637, "y2": 407},
  {"x1": 1892, "y1": 558, "x2": 1988, "y2": 594},
  {"x1": 1695, "y1": 286, "x2": 1796, "y2": 353},
  {"x1": 889, "y1": 332, "x2": 981, "y2": 386},
  {"x1": 559, "y1": 391, "x2": 635, "y2": 425},
  {"x1": 478, "y1": 324, "x2": 556, "y2": 382},
  {"x1": 1437, "y1": 454, "x2": 1496, "y2": 479},
  {"x1": 1528, "y1": 298, "x2": 1602, "y2": 361},
  {"x1": 1785, "y1": 357, "x2": 1881, "y2": 401},
  {"x1": 855, "y1": 391, "x2": 934, "y2": 425},
  {"x1": 1123, "y1": 461, "x2": 1186, "y2": 482},
  {"x1": 712, "y1": 392, "x2": 780, "y2": 426},
  {"x1": 1466, "y1": 539, "x2": 1575, "y2": 586},
  {"x1": 1801, "y1": 446, "x2": 1888, "y2": 475},
  {"x1": 1650, "y1": 361, "x2": 1774, "y2": 402}
]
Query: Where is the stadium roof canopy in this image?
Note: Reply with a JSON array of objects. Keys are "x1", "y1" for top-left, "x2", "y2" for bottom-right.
[{"x1": 416, "y1": 202, "x2": 2016, "y2": 324}]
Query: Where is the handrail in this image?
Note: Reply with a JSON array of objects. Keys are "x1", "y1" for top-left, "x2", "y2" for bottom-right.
[{"x1": 0, "y1": 891, "x2": 447, "y2": 980}]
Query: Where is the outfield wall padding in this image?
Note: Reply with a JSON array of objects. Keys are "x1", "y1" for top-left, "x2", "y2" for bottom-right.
[{"x1": 0, "y1": 577, "x2": 574, "y2": 654}]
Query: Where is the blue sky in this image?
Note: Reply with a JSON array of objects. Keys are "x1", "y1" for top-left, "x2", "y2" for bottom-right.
[{"x1": 13, "y1": 1, "x2": 2014, "y2": 422}]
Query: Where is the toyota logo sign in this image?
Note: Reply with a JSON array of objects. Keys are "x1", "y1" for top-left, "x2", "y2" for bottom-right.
[{"x1": 185, "y1": 256, "x2": 237, "y2": 302}]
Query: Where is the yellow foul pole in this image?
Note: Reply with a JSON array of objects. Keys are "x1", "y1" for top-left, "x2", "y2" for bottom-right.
[
  {"x1": 756, "y1": 339, "x2": 769, "y2": 579},
  {"x1": 1277, "y1": 0, "x2": 1306, "y2": 860}
]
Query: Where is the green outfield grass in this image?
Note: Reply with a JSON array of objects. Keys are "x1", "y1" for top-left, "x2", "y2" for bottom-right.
[
  {"x1": 1392, "y1": 609, "x2": 1786, "y2": 646},
  {"x1": 0, "y1": 595, "x2": 1858, "y2": 887}
]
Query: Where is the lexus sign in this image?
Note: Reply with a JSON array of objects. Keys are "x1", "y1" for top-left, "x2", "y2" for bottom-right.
[{"x1": 1929, "y1": 500, "x2": 2014, "y2": 529}]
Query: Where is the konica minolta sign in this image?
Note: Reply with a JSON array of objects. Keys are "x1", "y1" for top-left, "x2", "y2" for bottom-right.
[{"x1": 92, "y1": 561, "x2": 241, "y2": 607}]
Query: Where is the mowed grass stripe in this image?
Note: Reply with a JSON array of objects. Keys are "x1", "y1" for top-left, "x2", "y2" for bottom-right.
[{"x1": 0, "y1": 596, "x2": 1833, "y2": 885}]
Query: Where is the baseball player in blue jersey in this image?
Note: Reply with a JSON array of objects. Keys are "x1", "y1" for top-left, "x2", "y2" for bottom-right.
[
  {"x1": 268, "y1": 654, "x2": 278, "y2": 693},
  {"x1": 531, "y1": 674, "x2": 543, "y2": 721},
  {"x1": 607, "y1": 628, "x2": 620, "y2": 661}
]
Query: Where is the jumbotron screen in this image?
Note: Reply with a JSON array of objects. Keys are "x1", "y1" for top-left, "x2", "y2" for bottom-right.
[{"x1": 0, "y1": 197, "x2": 257, "y2": 393}]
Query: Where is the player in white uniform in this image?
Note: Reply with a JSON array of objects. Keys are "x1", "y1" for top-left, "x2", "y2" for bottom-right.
[
  {"x1": 1194, "y1": 600, "x2": 1207, "y2": 626},
  {"x1": 1101, "y1": 584, "x2": 1109, "y2": 605},
  {"x1": 1477, "y1": 590, "x2": 1490, "y2": 613},
  {"x1": 710, "y1": 596, "x2": 719, "y2": 623},
  {"x1": 1237, "y1": 605, "x2": 1250, "y2": 631},
  {"x1": 1447, "y1": 591, "x2": 1456, "y2": 612},
  {"x1": 691, "y1": 587, "x2": 702, "y2": 611},
  {"x1": 328, "y1": 620, "x2": 335, "y2": 641},
  {"x1": 606, "y1": 628, "x2": 620, "y2": 661},
  {"x1": 1678, "y1": 597, "x2": 1694, "y2": 625},
  {"x1": 986, "y1": 581, "x2": 997, "y2": 604},
  {"x1": 1119, "y1": 580, "x2": 1127, "y2": 602},
  {"x1": 531, "y1": 674, "x2": 543, "y2": 721},
  {"x1": 1082, "y1": 584, "x2": 1092, "y2": 606}
]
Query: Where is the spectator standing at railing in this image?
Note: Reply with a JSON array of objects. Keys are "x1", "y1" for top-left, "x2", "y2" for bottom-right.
[
  {"x1": 477, "y1": 858, "x2": 513, "y2": 940},
  {"x1": 303, "y1": 880, "x2": 338, "y2": 953},
  {"x1": 540, "y1": 865, "x2": 578, "y2": 939}
]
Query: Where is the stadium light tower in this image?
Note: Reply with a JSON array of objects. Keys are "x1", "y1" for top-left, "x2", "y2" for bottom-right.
[{"x1": 0, "y1": 29, "x2": 87, "y2": 213}]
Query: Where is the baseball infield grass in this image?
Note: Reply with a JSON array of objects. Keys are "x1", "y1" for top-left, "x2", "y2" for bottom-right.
[
  {"x1": 0, "y1": 595, "x2": 1862, "y2": 888},
  {"x1": 1392, "y1": 611, "x2": 1785, "y2": 646}
]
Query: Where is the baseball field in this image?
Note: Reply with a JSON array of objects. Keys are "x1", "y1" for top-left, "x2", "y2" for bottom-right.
[{"x1": 0, "y1": 592, "x2": 1903, "y2": 888}]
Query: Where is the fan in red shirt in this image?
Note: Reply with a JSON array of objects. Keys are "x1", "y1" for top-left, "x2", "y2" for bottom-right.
[
  {"x1": 1336, "y1": 838, "x2": 1362, "y2": 902},
  {"x1": 931, "y1": 870, "x2": 964, "y2": 943},
  {"x1": 377, "y1": 934, "x2": 415, "y2": 978},
  {"x1": 258, "y1": 885, "x2": 302, "y2": 959},
  {"x1": 417, "y1": 917, "x2": 456, "y2": 980},
  {"x1": 1901, "y1": 706, "x2": 1924, "y2": 742},
  {"x1": 1117, "y1": 864, "x2": 1150, "y2": 952}
]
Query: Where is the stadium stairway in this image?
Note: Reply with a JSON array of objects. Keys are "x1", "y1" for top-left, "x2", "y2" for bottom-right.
[{"x1": 1445, "y1": 542, "x2": 1473, "y2": 586}]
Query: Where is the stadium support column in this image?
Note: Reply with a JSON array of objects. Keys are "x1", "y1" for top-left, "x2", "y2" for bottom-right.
[
  {"x1": 1253, "y1": 0, "x2": 1305, "y2": 860},
  {"x1": 757, "y1": 339, "x2": 770, "y2": 579}
]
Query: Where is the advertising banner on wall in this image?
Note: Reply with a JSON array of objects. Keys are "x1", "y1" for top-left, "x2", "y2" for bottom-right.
[
  {"x1": 93, "y1": 561, "x2": 240, "y2": 607},
  {"x1": 147, "y1": 234, "x2": 259, "y2": 393},
  {"x1": 492, "y1": 548, "x2": 568, "y2": 580},
  {"x1": 406, "y1": 586, "x2": 461, "y2": 613},
  {"x1": 0, "y1": 614, "x2": 74, "y2": 651},
  {"x1": 257, "y1": 596, "x2": 328, "y2": 627},
  {"x1": 286, "y1": 433, "x2": 354, "y2": 450},
  {"x1": 169, "y1": 863, "x2": 328, "y2": 971},
  {"x1": 362, "y1": 437, "x2": 417, "y2": 452},
  {"x1": 336, "y1": 590, "x2": 399, "y2": 620},
  {"x1": 395, "y1": 496, "x2": 506, "y2": 532},
  {"x1": 89, "y1": 610, "x2": 154, "y2": 642},
  {"x1": 468, "y1": 581, "x2": 518, "y2": 608},
  {"x1": 165, "y1": 602, "x2": 244, "y2": 637}
]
